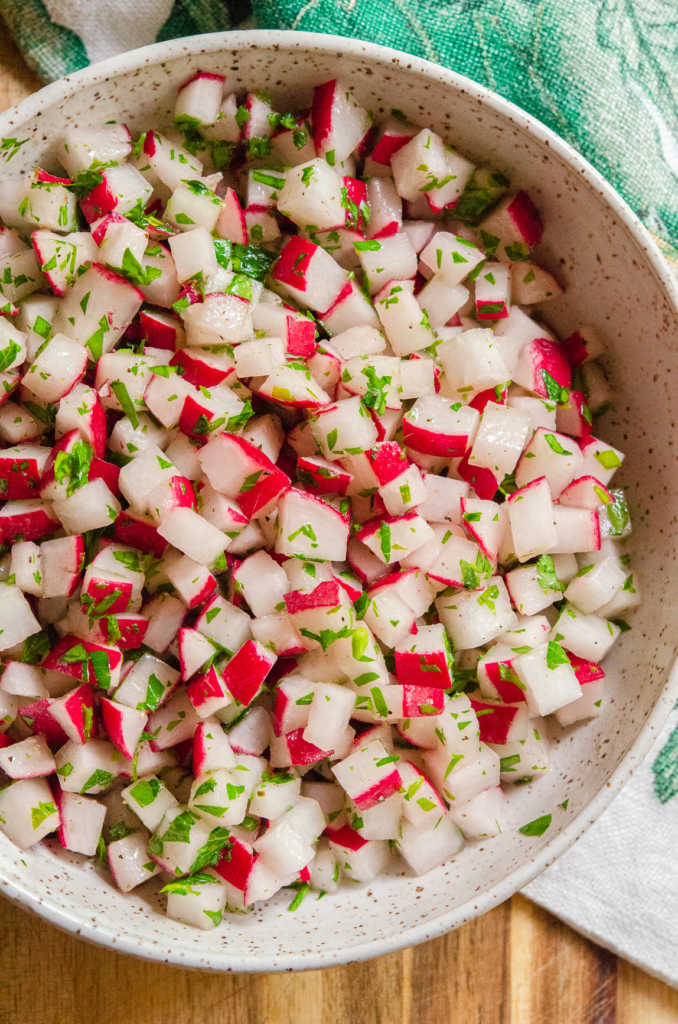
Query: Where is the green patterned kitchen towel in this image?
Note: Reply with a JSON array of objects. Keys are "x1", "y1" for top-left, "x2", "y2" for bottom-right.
[
  {"x1": 1, "y1": 0, "x2": 678, "y2": 986},
  {"x1": 0, "y1": 0, "x2": 676, "y2": 252}
]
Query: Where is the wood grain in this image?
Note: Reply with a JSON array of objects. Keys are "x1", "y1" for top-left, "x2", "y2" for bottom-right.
[{"x1": 0, "y1": 25, "x2": 678, "y2": 1024}]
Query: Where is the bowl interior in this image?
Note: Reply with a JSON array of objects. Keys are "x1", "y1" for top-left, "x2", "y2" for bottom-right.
[{"x1": 0, "y1": 31, "x2": 677, "y2": 971}]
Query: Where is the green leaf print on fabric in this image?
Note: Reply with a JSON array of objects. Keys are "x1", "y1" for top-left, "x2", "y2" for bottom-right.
[
  {"x1": 0, "y1": 0, "x2": 89, "y2": 80},
  {"x1": 653, "y1": 711, "x2": 678, "y2": 803},
  {"x1": 155, "y1": 0, "x2": 247, "y2": 43}
]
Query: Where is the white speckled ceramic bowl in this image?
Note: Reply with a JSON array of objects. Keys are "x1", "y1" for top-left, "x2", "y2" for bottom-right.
[{"x1": 0, "y1": 30, "x2": 676, "y2": 972}]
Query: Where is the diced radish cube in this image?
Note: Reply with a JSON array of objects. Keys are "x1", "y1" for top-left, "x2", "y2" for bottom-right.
[
  {"x1": 303, "y1": 682, "x2": 354, "y2": 752},
  {"x1": 148, "y1": 688, "x2": 199, "y2": 750},
  {"x1": 164, "y1": 553, "x2": 217, "y2": 608},
  {"x1": 272, "y1": 236, "x2": 348, "y2": 313},
  {"x1": 220, "y1": 640, "x2": 276, "y2": 708},
  {"x1": 507, "y1": 477, "x2": 557, "y2": 562},
  {"x1": 114, "y1": 653, "x2": 179, "y2": 712},
  {"x1": 54, "y1": 788, "x2": 106, "y2": 855},
  {"x1": 403, "y1": 394, "x2": 479, "y2": 457},
  {"x1": 57, "y1": 124, "x2": 131, "y2": 177},
  {"x1": 510, "y1": 261, "x2": 563, "y2": 304},
  {"x1": 275, "y1": 488, "x2": 349, "y2": 562},
  {"x1": 198, "y1": 432, "x2": 290, "y2": 520},
  {"x1": 49, "y1": 683, "x2": 96, "y2": 745},
  {"x1": 478, "y1": 191, "x2": 543, "y2": 260},
  {"x1": 549, "y1": 505, "x2": 601, "y2": 554},
  {"x1": 193, "y1": 718, "x2": 236, "y2": 775},
  {"x1": 395, "y1": 622, "x2": 454, "y2": 689},
  {"x1": 0, "y1": 582, "x2": 41, "y2": 651},
  {"x1": 550, "y1": 604, "x2": 620, "y2": 662},
  {"x1": 149, "y1": 805, "x2": 214, "y2": 875},
  {"x1": 505, "y1": 561, "x2": 562, "y2": 616},
  {"x1": 332, "y1": 738, "x2": 402, "y2": 810},
  {"x1": 0, "y1": 499, "x2": 59, "y2": 544},
  {"x1": 397, "y1": 815, "x2": 464, "y2": 874},
  {"x1": 512, "y1": 641, "x2": 582, "y2": 715},
  {"x1": 165, "y1": 868, "x2": 227, "y2": 930},
  {"x1": 23, "y1": 332, "x2": 87, "y2": 405},
  {"x1": 374, "y1": 279, "x2": 433, "y2": 356},
  {"x1": 469, "y1": 695, "x2": 528, "y2": 743},
  {"x1": 108, "y1": 832, "x2": 160, "y2": 892},
  {"x1": 436, "y1": 576, "x2": 516, "y2": 649},
  {"x1": 391, "y1": 129, "x2": 474, "y2": 209},
  {"x1": 101, "y1": 698, "x2": 148, "y2": 758},
  {"x1": 54, "y1": 738, "x2": 123, "y2": 794},
  {"x1": 175, "y1": 70, "x2": 225, "y2": 125},
  {"x1": 512, "y1": 338, "x2": 571, "y2": 399},
  {"x1": 0, "y1": 777, "x2": 59, "y2": 848},
  {"x1": 0, "y1": 734, "x2": 55, "y2": 778},
  {"x1": 157, "y1": 507, "x2": 228, "y2": 567},
  {"x1": 326, "y1": 824, "x2": 390, "y2": 882},
  {"x1": 312, "y1": 80, "x2": 371, "y2": 163},
  {"x1": 555, "y1": 678, "x2": 605, "y2": 726},
  {"x1": 277, "y1": 160, "x2": 345, "y2": 230},
  {"x1": 450, "y1": 786, "x2": 504, "y2": 839}
]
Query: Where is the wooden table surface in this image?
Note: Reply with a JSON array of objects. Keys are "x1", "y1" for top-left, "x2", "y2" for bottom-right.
[{"x1": 0, "y1": 27, "x2": 677, "y2": 1024}]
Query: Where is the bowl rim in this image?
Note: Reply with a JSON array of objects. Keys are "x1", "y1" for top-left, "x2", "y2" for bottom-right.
[{"x1": 1, "y1": 27, "x2": 677, "y2": 973}]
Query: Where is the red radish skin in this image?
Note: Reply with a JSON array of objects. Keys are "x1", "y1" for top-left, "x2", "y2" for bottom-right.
[
  {"x1": 90, "y1": 211, "x2": 129, "y2": 245},
  {"x1": 98, "y1": 614, "x2": 148, "y2": 649},
  {"x1": 483, "y1": 660, "x2": 527, "y2": 703},
  {"x1": 215, "y1": 837, "x2": 256, "y2": 889},
  {"x1": 170, "y1": 349, "x2": 233, "y2": 388},
  {"x1": 402, "y1": 418, "x2": 472, "y2": 459},
  {"x1": 366, "y1": 442, "x2": 409, "y2": 485},
  {"x1": 81, "y1": 575, "x2": 133, "y2": 615},
  {"x1": 507, "y1": 191, "x2": 543, "y2": 246},
  {"x1": 177, "y1": 70, "x2": 226, "y2": 91},
  {"x1": 80, "y1": 179, "x2": 119, "y2": 222},
  {"x1": 470, "y1": 385, "x2": 508, "y2": 414},
  {"x1": 370, "y1": 129, "x2": 415, "y2": 166},
  {"x1": 395, "y1": 649, "x2": 453, "y2": 690},
  {"x1": 53, "y1": 684, "x2": 96, "y2": 743},
  {"x1": 222, "y1": 641, "x2": 276, "y2": 707},
  {"x1": 353, "y1": 768, "x2": 402, "y2": 811},
  {"x1": 469, "y1": 697, "x2": 521, "y2": 744},
  {"x1": 186, "y1": 665, "x2": 230, "y2": 713},
  {"x1": 141, "y1": 310, "x2": 183, "y2": 351},
  {"x1": 519, "y1": 338, "x2": 572, "y2": 398},
  {"x1": 284, "y1": 580, "x2": 341, "y2": 616},
  {"x1": 284, "y1": 311, "x2": 317, "y2": 358},
  {"x1": 567, "y1": 652, "x2": 605, "y2": 684},
  {"x1": 273, "y1": 236, "x2": 317, "y2": 292},
  {"x1": 456, "y1": 458, "x2": 499, "y2": 501},
  {"x1": 100, "y1": 697, "x2": 145, "y2": 758},
  {"x1": 0, "y1": 503, "x2": 59, "y2": 543},
  {"x1": 325, "y1": 824, "x2": 368, "y2": 851},
  {"x1": 562, "y1": 330, "x2": 594, "y2": 368},
  {"x1": 334, "y1": 573, "x2": 362, "y2": 603},
  {"x1": 0, "y1": 450, "x2": 45, "y2": 499},
  {"x1": 113, "y1": 512, "x2": 169, "y2": 557},
  {"x1": 311, "y1": 80, "x2": 336, "y2": 153},
  {"x1": 401, "y1": 685, "x2": 446, "y2": 717},
  {"x1": 296, "y1": 455, "x2": 351, "y2": 496},
  {"x1": 217, "y1": 188, "x2": 248, "y2": 245},
  {"x1": 43, "y1": 636, "x2": 122, "y2": 688},
  {"x1": 18, "y1": 700, "x2": 69, "y2": 746},
  {"x1": 285, "y1": 728, "x2": 333, "y2": 765}
]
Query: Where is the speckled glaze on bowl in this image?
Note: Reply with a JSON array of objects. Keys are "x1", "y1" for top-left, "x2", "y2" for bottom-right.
[{"x1": 0, "y1": 30, "x2": 676, "y2": 973}]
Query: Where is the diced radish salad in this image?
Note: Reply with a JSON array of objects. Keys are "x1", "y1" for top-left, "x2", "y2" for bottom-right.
[{"x1": 0, "y1": 72, "x2": 638, "y2": 930}]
